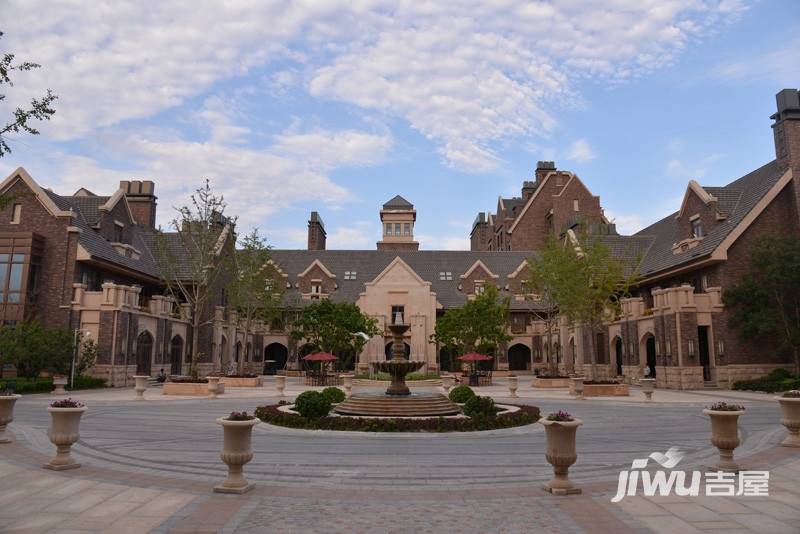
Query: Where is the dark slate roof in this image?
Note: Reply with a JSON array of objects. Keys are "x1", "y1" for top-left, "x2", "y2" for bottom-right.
[
  {"x1": 632, "y1": 160, "x2": 784, "y2": 277},
  {"x1": 382, "y1": 195, "x2": 414, "y2": 210},
  {"x1": 593, "y1": 235, "x2": 655, "y2": 277},
  {"x1": 502, "y1": 197, "x2": 525, "y2": 218},
  {"x1": 268, "y1": 250, "x2": 547, "y2": 311}
]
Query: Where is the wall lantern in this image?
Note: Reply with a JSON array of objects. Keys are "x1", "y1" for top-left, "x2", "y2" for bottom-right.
[
  {"x1": 665, "y1": 339, "x2": 672, "y2": 356},
  {"x1": 655, "y1": 340, "x2": 661, "y2": 357},
  {"x1": 717, "y1": 340, "x2": 725, "y2": 358},
  {"x1": 688, "y1": 339, "x2": 695, "y2": 358},
  {"x1": 628, "y1": 342, "x2": 634, "y2": 358}
]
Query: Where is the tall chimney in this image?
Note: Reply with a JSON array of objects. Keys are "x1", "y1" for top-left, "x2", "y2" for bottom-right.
[
  {"x1": 535, "y1": 161, "x2": 556, "y2": 183},
  {"x1": 120, "y1": 180, "x2": 157, "y2": 229},
  {"x1": 521, "y1": 180, "x2": 537, "y2": 200},
  {"x1": 308, "y1": 211, "x2": 326, "y2": 250},
  {"x1": 771, "y1": 89, "x2": 800, "y2": 226}
]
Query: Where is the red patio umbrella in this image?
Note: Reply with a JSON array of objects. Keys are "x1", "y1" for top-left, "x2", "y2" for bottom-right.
[
  {"x1": 457, "y1": 352, "x2": 493, "y2": 362},
  {"x1": 302, "y1": 352, "x2": 338, "y2": 361}
]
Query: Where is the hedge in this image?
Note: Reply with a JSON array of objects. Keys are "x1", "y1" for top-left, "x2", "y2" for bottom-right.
[
  {"x1": 733, "y1": 369, "x2": 800, "y2": 393},
  {"x1": 254, "y1": 403, "x2": 540, "y2": 432},
  {"x1": 0, "y1": 375, "x2": 106, "y2": 394}
]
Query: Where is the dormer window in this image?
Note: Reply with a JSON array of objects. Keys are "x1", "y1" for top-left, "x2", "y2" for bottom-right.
[
  {"x1": 439, "y1": 271, "x2": 453, "y2": 281},
  {"x1": 114, "y1": 222, "x2": 124, "y2": 242},
  {"x1": 344, "y1": 271, "x2": 357, "y2": 280},
  {"x1": 10, "y1": 204, "x2": 21, "y2": 224},
  {"x1": 311, "y1": 282, "x2": 322, "y2": 295},
  {"x1": 474, "y1": 281, "x2": 485, "y2": 295},
  {"x1": 690, "y1": 217, "x2": 703, "y2": 238}
]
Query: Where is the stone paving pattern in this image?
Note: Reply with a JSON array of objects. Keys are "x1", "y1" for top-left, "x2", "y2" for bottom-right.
[{"x1": 0, "y1": 376, "x2": 797, "y2": 533}]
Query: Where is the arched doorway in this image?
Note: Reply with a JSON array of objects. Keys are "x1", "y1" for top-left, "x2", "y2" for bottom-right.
[
  {"x1": 385, "y1": 342, "x2": 410, "y2": 359},
  {"x1": 219, "y1": 336, "x2": 228, "y2": 369},
  {"x1": 235, "y1": 341, "x2": 242, "y2": 363},
  {"x1": 439, "y1": 347, "x2": 453, "y2": 372},
  {"x1": 614, "y1": 337, "x2": 623, "y2": 376},
  {"x1": 507, "y1": 344, "x2": 531, "y2": 371},
  {"x1": 136, "y1": 331, "x2": 154, "y2": 375},
  {"x1": 264, "y1": 342, "x2": 288, "y2": 374},
  {"x1": 644, "y1": 334, "x2": 656, "y2": 378},
  {"x1": 169, "y1": 335, "x2": 183, "y2": 375}
]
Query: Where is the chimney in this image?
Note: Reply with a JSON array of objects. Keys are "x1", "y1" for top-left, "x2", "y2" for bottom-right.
[
  {"x1": 535, "y1": 161, "x2": 556, "y2": 183},
  {"x1": 308, "y1": 211, "x2": 326, "y2": 250},
  {"x1": 771, "y1": 89, "x2": 800, "y2": 226},
  {"x1": 522, "y1": 180, "x2": 537, "y2": 200},
  {"x1": 120, "y1": 180, "x2": 157, "y2": 229}
]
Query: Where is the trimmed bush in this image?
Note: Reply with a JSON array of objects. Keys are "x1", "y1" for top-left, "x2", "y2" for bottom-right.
[
  {"x1": 463, "y1": 395, "x2": 497, "y2": 417},
  {"x1": 449, "y1": 385, "x2": 475, "y2": 403},
  {"x1": 733, "y1": 369, "x2": 800, "y2": 393},
  {"x1": 293, "y1": 390, "x2": 332, "y2": 420},
  {"x1": 321, "y1": 386, "x2": 345, "y2": 404},
  {"x1": 255, "y1": 404, "x2": 540, "y2": 432},
  {"x1": 68, "y1": 376, "x2": 106, "y2": 391},
  {"x1": 0, "y1": 377, "x2": 53, "y2": 394}
]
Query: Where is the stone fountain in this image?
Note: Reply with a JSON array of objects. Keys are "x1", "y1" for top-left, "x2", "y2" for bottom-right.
[{"x1": 333, "y1": 314, "x2": 459, "y2": 417}]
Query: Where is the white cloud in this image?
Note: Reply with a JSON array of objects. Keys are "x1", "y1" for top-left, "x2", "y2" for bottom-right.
[
  {"x1": 711, "y1": 37, "x2": 799, "y2": 85},
  {"x1": 1, "y1": 0, "x2": 749, "y2": 172},
  {"x1": 327, "y1": 221, "x2": 375, "y2": 249},
  {"x1": 604, "y1": 210, "x2": 644, "y2": 235},
  {"x1": 566, "y1": 139, "x2": 596, "y2": 163},
  {"x1": 272, "y1": 129, "x2": 392, "y2": 171},
  {"x1": 416, "y1": 234, "x2": 470, "y2": 251}
]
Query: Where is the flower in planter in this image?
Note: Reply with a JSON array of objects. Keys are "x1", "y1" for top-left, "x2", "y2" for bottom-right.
[
  {"x1": 546, "y1": 410, "x2": 574, "y2": 422},
  {"x1": 782, "y1": 390, "x2": 800, "y2": 398},
  {"x1": 50, "y1": 398, "x2": 84, "y2": 408},
  {"x1": 708, "y1": 401, "x2": 745, "y2": 411},
  {"x1": 226, "y1": 411, "x2": 255, "y2": 421}
]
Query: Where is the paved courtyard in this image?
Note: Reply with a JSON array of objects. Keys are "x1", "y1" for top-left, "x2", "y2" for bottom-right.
[{"x1": 0, "y1": 377, "x2": 798, "y2": 533}]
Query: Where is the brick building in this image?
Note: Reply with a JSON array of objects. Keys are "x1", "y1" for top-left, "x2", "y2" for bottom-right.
[{"x1": 3, "y1": 89, "x2": 799, "y2": 389}]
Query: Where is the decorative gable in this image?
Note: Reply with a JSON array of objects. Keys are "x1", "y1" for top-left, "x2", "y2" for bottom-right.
[
  {"x1": 297, "y1": 259, "x2": 337, "y2": 299},
  {"x1": 459, "y1": 259, "x2": 498, "y2": 295}
]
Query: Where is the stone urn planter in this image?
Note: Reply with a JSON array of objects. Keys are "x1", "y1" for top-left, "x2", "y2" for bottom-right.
[
  {"x1": 133, "y1": 375, "x2": 149, "y2": 400},
  {"x1": 0, "y1": 394, "x2": 22, "y2": 443},
  {"x1": 703, "y1": 406, "x2": 744, "y2": 472},
  {"x1": 52, "y1": 375, "x2": 68, "y2": 395},
  {"x1": 508, "y1": 376, "x2": 518, "y2": 398},
  {"x1": 342, "y1": 375, "x2": 354, "y2": 398},
  {"x1": 777, "y1": 395, "x2": 800, "y2": 448},
  {"x1": 570, "y1": 377, "x2": 585, "y2": 400},
  {"x1": 214, "y1": 416, "x2": 260, "y2": 494},
  {"x1": 441, "y1": 375, "x2": 454, "y2": 394},
  {"x1": 44, "y1": 402, "x2": 87, "y2": 470},
  {"x1": 275, "y1": 375, "x2": 286, "y2": 397},
  {"x1": 540, "y1": 415, "x2": 583, "y2": 495},
  {"x1": 207, "y1": 376, "x2": 221, "y2": 399},
  {"x1": 640, "y1": 378, "x2": 656, "y2": 402}
]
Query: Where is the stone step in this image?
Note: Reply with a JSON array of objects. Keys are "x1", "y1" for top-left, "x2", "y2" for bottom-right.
[{"x1": 703, "y1": 381, "x2": 719, "y2": 389}]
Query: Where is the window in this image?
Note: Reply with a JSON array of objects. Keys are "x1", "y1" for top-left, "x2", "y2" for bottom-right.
[
  {"x1": 394, "y1": 223, "x2": 401, "y2": 235},
  {"x1": 26, "y1": 256, "x2": 40, "y2": 303},
  {"x1": 114, "y1": 222, "x2": 124, "y2": 242},
  {"x1": 311, "y1": 283, "x2": 322, "y2": 294},
  {"x1": 474, "y1": 281, "x2": 485, "y2": 295},
  {"x1": 438, "y1": 271, "x2": 453, "y2": 281},
  {"x1": 573, "y1": 199, "x2": 579, "y2": 211},
  {"x1": 10, "y1": 204, "x2": 21, "y2": 224},
  {"x1": 691, "y1": 218, "x2": 703, "y2": 238},
  {"x1": 391, "y1": 305, "x2": 405, "y2": 324},
  {"x1": 344, "y1": 271, "x2": 357, "y2": 280},
  {"x1": 385, "y1": 223, "x2": 393, "y2": 236},
  {"x1": 0, "y1": 253, "x2": 25, "y2": 303},
  {"x1": 701, "y1": 275, "x2": 708, "y2": 291},
  {"x1": 403, "y1": 223, "x2": 411, "y2": 236}
]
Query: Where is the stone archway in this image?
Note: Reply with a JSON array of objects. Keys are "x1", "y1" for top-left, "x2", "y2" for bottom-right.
[
  {"x1": 135, "y1": 331, "x2": 154, "y2": 375},
  {"x1": 264, "y1": 342, "x2": 288, "y2": 374},
  {"x1": 613, "y1": 336, "x2": 623, "y2": 376},
  {"x1": 439, "y1": 346, "x2": 454, "y2": 372},
  {"x1": 641, "y1": 332, "x2": 656, "y2": 378},
  {"x1": 169, "y1": 335, "x2": 183, "y2": 375},
  {"x1": 507, "y1": 343, "x2": 531, "y2": 371}
]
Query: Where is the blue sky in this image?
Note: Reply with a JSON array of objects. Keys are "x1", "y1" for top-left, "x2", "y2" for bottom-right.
[{"x1": 1, "y1": 1, "x2": 797, "y2": 249}]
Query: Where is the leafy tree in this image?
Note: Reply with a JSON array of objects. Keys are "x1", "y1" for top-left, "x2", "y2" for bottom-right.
[
  {"x1": 0, "y1": 320, "x2": 72, "y2": 379},
  {"x1": 529, "y1": 232, "x2": 635, "y2": 378},
  {"x1": 523, "y1": 259, "x2": 560, "y2": 375},
  {"x1": 432, "y1": 284, "x2": 512, "y2": 368},
  {"x1": 289, "y1": 299, "x2": 379, "y2": 369},
  {"x1": 0, "y1": 31, "x2": 57, "y2": 158},
  {"x1": 226, "y1": 228, "x2": 284, "y2": 373},
  {"x1": 723, "y1": 235, "x2": 800, "y2": 376},
  {"x1": 153, "y1": 180, "x2": 235, "y2": 378}
]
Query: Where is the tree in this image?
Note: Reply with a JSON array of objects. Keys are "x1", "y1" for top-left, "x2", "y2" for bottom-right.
[
  {"x1": 723, "y1": 235, "x2": 800, "y2": 376},
  {"x1": 0, "y1": 320, "x2": 72, "y2": 379},
  {"x1": 523, "y1": 259, "x2": 560, "y2": 376},
  {"x1": 1, "y1": 31, "x2": 57, "y2": 158},
  {"x1": 226, "y1": 228, "x2": 284, "y2": 374},
  {"x1": 153, "y1": 180, "x2": 235, "y2": 378},
  {"x1": 529, "y1": 232, "x2": 636, "y2": 379},
  {"x1": 432, "y1": 284, "x2": 512, "y2": 369},
  {"x1": 289, "y1": 299, "x2": 380, "y2": 370}
]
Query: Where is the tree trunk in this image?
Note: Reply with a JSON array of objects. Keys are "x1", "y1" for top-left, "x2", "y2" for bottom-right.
[
  {"x1": 794, "y1": 346, "x2": 800, "y2": 377},
  {"x1": 191, "y1": 311, "x2": 200, "y2": 379}
]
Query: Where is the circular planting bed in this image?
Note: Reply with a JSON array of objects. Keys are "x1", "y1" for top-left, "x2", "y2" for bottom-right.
[{"x1": 254, "y1": 402, "x2": 540, "y2": 432}]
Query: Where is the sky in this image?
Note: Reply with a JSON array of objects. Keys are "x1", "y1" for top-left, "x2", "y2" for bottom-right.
[{"x1": 0, "y1": 0, "x2": 797, "y2": 250}]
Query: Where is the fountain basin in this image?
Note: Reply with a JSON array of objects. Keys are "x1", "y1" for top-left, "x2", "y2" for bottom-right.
[{"x1": 333, "y1": 391, "x2": 460, "y2": 417}]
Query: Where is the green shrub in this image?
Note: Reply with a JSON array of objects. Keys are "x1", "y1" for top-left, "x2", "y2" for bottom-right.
[
  {"x1": 449, "y1": 385, "x2": 475, "y2": 403},
  {"x1": 68, "y1": 376, "x2": 106, "y2": 390},
  {"x1": 254, "y1": 404, "x2": 540, "y2": 432},
  {"x1": 733, "y1": 369, "x2": 800, "y2": 393},
  {"x1": 321, "y1": 386, "x2": 345, "y2": 404},
  {"x1": 0, "y1": 377, "x2": 53, "y2": 394},
  {"x1": 463, "y1": 395, "x2": 497, "y2": 417},
  {"x1": 293, "y1": 390, "x2": 332, "y2": 419},
  {"x1": 767, "y1": 368, "x2": 792, "y2": 381}
]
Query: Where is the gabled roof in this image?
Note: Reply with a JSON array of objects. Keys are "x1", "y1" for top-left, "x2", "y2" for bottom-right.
[
  {"x1": 675, "y1": 180, "x2": 717, "y2": 219},
  {"x1": 382, "y1": 195, "x2": 414, "y2": 210},
  {"x1": 633, "y1": 160, "x2": 788, "y2": 278},
  {"x1": 0, "y1": 167, "x2": 73, "y2": 218}
]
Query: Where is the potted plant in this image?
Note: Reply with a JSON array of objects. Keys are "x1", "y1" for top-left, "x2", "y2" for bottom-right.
[
  {"x1": 777, "y1": 390, "x2": 800, "y2": 448},
  {"x1": 214, "y1": 411, "x2": 260, "y2": 494},
  {"x1": 441, "y1": 375, "x2": 454, "y2": 394},
  {"x1": 342, "y1": 374, "x2": 354, "y2": 398},
  {"x1": 571, "y1": 377, "x2": 585, "y2": 399},
  {"x1": 207, "y1": 376, "x2": 221, "y2": 399},
  {"x1": 275, "y1": 375, "x2": 286, "y2": 397},
  {"x1": 703, "y1": 401, "x2": 745, "y2": 471},
  {"x1": 0, "y1": 390, "x2": 22, "y2": 444},
  {"x1": 508, "y1": 375, "x2": 518, "y2": 398},
  {"x1": 52, "y1": 375, "x2": 68, "y2": 395},
  {"x1": 640, "y1": 378, "x2": 656, "y2": 402},
  {"x1": 44, "y1": 398, "x2": 87, "y2": 470},
  {"x1": 133, "y1": 375, "x2": 149, "y2": 400},
  {"x1": 540, "y1": 410, "x2": 582, "y2": 495}
]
